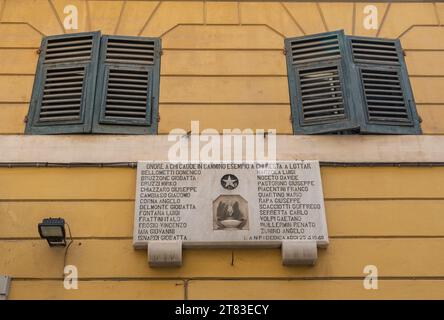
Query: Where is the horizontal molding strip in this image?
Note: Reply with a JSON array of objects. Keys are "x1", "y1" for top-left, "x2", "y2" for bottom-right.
[
  {"x1": 0, "y1": 135, "x2": 444, "y2": 163},
  {"x1": 10, "y1": 277, "x2": 444, "y2": 282}
]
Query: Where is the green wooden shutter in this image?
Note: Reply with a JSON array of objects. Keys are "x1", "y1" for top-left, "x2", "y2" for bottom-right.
[
  {"x1": 25, "y1": 31, "x2": 101, "y2": 134},
  {"x1": 347, "y1": 36, "x2": 421, "y2": 134},
  {"x1": 92, "y1": 35, "x2": 161, "y2": 134},
  {"x1": 285, "y1": 30, "x2": 359, "y2": 134}
]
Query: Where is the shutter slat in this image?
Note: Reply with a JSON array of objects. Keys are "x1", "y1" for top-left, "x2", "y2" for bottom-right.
[
  {"x1": 293, "y1": 49, "x2": 341, "y2": 60},
  {"x1": 302, "y1": 91, "x2": 343, "y2": 99},
  {"x1": 367, "y1": 110, "x2": 408, "y2": 116},
  {"x1": 303, "y1": 96, "x2": 343, "y2": 105},
  {"x1": 45, "y1": 50, "x2": 92, "y2": 59},
  {"x1": 105, "y1": 110, "x2": 146, "y2": 116},
  {"x1": 106, "y1": 99, "x2": 146, "y2": 105},
  {"x1": 41, "y1": 92, "x2": 82, "y2": 99},
  {"x1": 42, "y1": 98, "x2": 82, "y2": 104},
  {"x1": 352, "y1": 47, "x2": 397, "y2": 54},
  {"x1": 46, "y1": 44, "x2": 93, "y2": 53},
  {"x1": 300, "y1": 84, "x2": 341, "y2": 94},
  {"x1": 303, "y1": 114, "x2": 346, "y2": 122},
  {"x1": 291, "y1": 38, "x2": 338, "y2": 49},
  {"x1": 300, "y1": 79, "x2": 340, "y2": 88},
  {"x1": 38, "y1": 115, "x2": 80, "y2": 122},
  {"x1": 44, "y1": 81, "x2": 83, "y2": 88},
  {"x1": 107, "y1": 47, "x2": 155, "y2": 55},
  {"x1": 106, "y1": 41, "x2": 155, "y2": 49},
  {"x1": 302, "y1": 101, "x2": 345, "y2": 111},
  {"x1": 108, "y1": 77, "x2": 148, "y2": 84},
  {"x1": 45, "y1": 75, "x2": 84, "y2": 82},
  {"x1": 107, "y1": 88, "x2": 147, "y2": 94},
  {"x1": 40, "y1": 104, "x2": 80, "y2": 110},
  {"x1": 304, "y1": 107, "x2": 345, "y2": 116},
  {"x1": 106, "y1": 105, "x2": 147, "y2": 111},
  {"x1": 44, "y1": 56, "x2": 91, "y2": 63},
  {"x1": 293, "y1": 44, "x2": 340, "y2": 55},
  {"x1": 366, "y1": 99, "x2": 406, "y2": 105},
  {"x1": 40, "y1": 109, "x2": 80, "y2": 116},
  {"x1": 293, "y1": 54, "x2": 342, "y2": 65},
  {"x1": 107, "y1": 93, "x2": 147, "y2": 100}
]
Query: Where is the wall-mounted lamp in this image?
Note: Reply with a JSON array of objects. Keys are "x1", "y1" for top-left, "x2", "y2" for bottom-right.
[{"x1": 38, "y1": 218, "x2": 66, "y2": 247}]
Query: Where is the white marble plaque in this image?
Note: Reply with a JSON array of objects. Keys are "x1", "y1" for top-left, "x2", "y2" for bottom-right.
[{"x1": 133, "y1": 161, "x2": 329, "y2": 248}]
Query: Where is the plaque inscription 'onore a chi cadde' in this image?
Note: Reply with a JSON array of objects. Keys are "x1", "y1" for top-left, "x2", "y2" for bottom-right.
[{"x1": 133, "y1": 161, "x2": 329, "y2": 249}]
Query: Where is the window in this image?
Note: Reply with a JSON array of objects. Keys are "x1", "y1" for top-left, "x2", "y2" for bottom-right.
[
  {"x1": 25, "y1": 31, "x2": 161, "y2": 135},
  {"x1": 285, "y1": 30, "x2": 421, "y2": 135}
]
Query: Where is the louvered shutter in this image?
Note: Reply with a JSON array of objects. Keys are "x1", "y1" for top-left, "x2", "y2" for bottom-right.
[
  {"x1": 92, "y1": 35, "x2": 161, "y2": 134},
  {"x1": 26, "y1": 32, "x2": 101, "y2": 134},
  {"x1": 348, "y1": 36, "x2": 421, "y2": 134},
  {"x1": 285, "y1": 30, "x2": 359, "y2": 134}
]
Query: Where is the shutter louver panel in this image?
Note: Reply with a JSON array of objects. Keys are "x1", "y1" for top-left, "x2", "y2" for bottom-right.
[
  {"x1": 92, "y1": 35, "x2": 161, "y2": 134},
  {"x1": 38, "y1": 66, "x2": 86, "y2": 122},
  {"x1": 44, "y1": 35, "x2": 93, "y2": 63},
  {"x1": 26, "y1": 31, "x2": 100, "y2": 134},
  {"x1": 298, "y1": 65, "x2": 346, "y2": 124},
  {"x1": 350, "y1": 38, "x2": 400, "y2": 65},
  {"x1": 361, "y1": 69, "x2": 411, "y2": 123},
  {"x1": 290, "y1": 33, "x2": 341, "y2": 65},
  {"x1": 102, "y1": 67, "x2": 151, "y2": 125},
  {"x1": 105, "y1": 38, "x2": 155, "y2": 65}
]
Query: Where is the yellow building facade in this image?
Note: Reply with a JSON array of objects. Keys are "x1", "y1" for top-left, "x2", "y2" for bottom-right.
[{"x1": 1, "y1": 0, "x2": 444, "y2": 299}]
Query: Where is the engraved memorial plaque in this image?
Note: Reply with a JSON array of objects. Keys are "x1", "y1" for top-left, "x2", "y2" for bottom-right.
[{"x1": 133, "y1": 161, "x2": 329, "y2": 248}]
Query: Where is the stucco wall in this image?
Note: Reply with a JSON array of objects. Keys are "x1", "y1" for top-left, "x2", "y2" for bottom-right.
[
  {"x1": 1, "y1": 1, "x2": 444, "y2": 299},
  {"x1": 0, "y1": 1, "x2": 444, "y2": 134}
]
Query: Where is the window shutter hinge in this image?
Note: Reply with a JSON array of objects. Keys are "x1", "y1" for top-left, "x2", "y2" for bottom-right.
[
  {"x1": 402, "y1": 49, "x2": 406, "y2": 57},
  {"x1": 36, "y1": 49, "x2": 41, "y2": 55},
  {"x1": 24, "y1": 115, "x2": 28, "y2": 123},
  {"x1": 283, "y1": 48, "x2": 287, "y2": 55},
  {"x1": 157, "y1": 113, "x2": 161, "y2": 123}
]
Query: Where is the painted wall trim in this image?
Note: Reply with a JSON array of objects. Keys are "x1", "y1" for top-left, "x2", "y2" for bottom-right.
[{"x1": 0, "y1": 135, "x2": 443, "y2": 163}]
